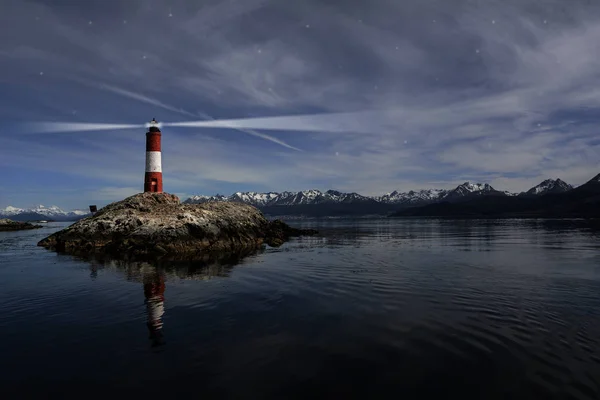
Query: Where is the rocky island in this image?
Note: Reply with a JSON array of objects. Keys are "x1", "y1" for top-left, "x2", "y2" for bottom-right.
[
  {"x1": 0, "y1": 218, "x2": 43, "y2": 231},
  {"x1": 37, "y1": 192, "x2": 318, "y2": 259}
]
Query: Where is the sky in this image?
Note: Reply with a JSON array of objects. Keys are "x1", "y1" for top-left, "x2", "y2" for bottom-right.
[{"x1": 1, "y1": 0, "x2": 600, "y2": 210}]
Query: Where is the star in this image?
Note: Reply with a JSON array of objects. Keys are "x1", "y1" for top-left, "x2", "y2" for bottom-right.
[
  {"x1": 142, "y1": 55, "x2": 147, "y2": 59},
  {"x1": 433, "y1": 20, "x2": 436, "y2": 23},
  {"x1": 404, "y1": 140, "x2": 408, "y2": 144},
  {"x1": 88, "y1": 21, "x2": 93, "y2": 25},
  {"x1": 39, "y1": 71, "x2": 44, "y2": 75},
  {"x1": 492, "y1": 20, "x2": 496, "y2": 24},
  {"x1": 257, "y1": 49, "x2": 262, "y2": 53},
  {"x1": 543, "y1": 20, "x2": 547, "y2": 24},
  {"x1": 335, "y1": 152, "x2": 340, "y2": 156},
  {"x1": 305, "y1": 24, "x2": 310, "y2": 28},
  {"x1": 475, "y1": 49, "x2": 480, "y2": 53},
  {"x1": 169, "y1": 13, "x2": 173, "y2": 17},
  {"x1": 123, "y1": 20, "x2": 127, "y2": 24}
]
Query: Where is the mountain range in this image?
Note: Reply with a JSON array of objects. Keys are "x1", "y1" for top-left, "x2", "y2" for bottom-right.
[
  {"x1": 183, "y1": 178, "x2": 578, "y2": 217},
  {"x1": 0, "y1": 205, "x2": 90, "y2": 222},
  {"x1": 0, "y1": 177, "x2": 589, "y2": 221},
  {"x1": 391, "y1": 174, "x2": 600, "y2": 218}
]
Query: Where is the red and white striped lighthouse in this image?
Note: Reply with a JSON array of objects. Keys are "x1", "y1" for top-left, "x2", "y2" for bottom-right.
[{"x1": 144, "y1": 118, "x2": 163, "y2": 193}]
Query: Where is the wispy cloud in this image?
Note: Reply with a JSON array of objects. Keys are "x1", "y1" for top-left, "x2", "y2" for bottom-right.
[
  {"x1": 86, "y1": 82, "x2": 302, "y2": 151},
  {"x1": 1, "y1": 0, "x2": 600, "y2": 208},
  {"x1": 84, "y1": 186, "x2": 140, "y2": 202},
  {"x1": 191, "y1": 112, "x2": 302, "y2": 151},
  {"x1": 98, "y1": 83, "x2": 198, "y2": 118}
]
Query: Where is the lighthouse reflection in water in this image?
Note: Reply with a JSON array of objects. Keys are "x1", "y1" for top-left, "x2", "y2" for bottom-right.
[
  {"x1": 85, "y1": 255, "x2": 240, "y2": 348},
  {"x1": 88, "y1": 260, "x2": 168, "y2": 347},
  {"x1": 143, "y1": 270, "x2": 166, "y2": 347}
]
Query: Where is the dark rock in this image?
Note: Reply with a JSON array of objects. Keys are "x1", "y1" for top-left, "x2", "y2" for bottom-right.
[
  {"x1": 264, "y1": 219, "x2": 318, "y2": 247},
  {"x1": 37, "y1": 192, "x2": 318, "y2": 260},
  {"x1": 0, "y1": 218, "x2": 43, "y2": 231}
]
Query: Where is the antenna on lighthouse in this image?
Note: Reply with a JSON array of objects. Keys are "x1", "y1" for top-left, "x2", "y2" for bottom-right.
[{"x1": 144, "y1": 118, "x2": 163, "y2": 193}]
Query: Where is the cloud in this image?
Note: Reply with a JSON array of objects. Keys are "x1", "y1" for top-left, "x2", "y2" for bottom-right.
[
  {"x1": 2, "y1": 0, "x2": 600, "y2": 208},
  {"x1": 97, "y1": 84, "x2": 198, "y2": 118},
  {"x1": 83, "y1": 82, "x2": 303, "y2": 151},
  {"x1": 84, "y1": 186, "x2": 140, "y2": 202},
  {"x1": 191, "y1": 112, "x2": 302, "y2": 151}
]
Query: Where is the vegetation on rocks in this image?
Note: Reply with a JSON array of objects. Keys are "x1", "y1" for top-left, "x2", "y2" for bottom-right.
[{"x1": 37, "y1": 192, "x2": 317, "y2": 259}]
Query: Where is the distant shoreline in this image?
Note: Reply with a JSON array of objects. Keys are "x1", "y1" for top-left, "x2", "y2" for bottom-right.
[{"x1": 0, "y1": 219, "x2": 43, "y2": 231}]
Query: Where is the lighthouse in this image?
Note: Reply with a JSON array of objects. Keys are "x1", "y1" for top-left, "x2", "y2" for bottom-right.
[{"x1": 144, "y1": 118, "x2": 163, "y2": 193}]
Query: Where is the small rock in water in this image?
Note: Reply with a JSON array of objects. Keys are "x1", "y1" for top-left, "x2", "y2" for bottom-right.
[{"x1": 0, "y1": 218, "x2": 43, "y2": 232}]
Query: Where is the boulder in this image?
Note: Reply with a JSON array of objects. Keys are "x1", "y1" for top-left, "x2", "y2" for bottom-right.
[
  {"x1": 37, "y1": 192, "x2": 318, "y2": 259},
  {"x1": 0, "y1": 218, "x2": 42, "y2": 231}
]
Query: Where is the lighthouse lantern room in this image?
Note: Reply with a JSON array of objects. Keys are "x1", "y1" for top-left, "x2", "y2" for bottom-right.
[{"x1": 144, "y1": 118, "x2": 163, "y2": 193}]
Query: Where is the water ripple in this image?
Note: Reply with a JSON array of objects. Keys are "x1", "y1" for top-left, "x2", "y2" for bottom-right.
[{"x1": 2, "y1": 219, "x2": 600, "y2": 398}]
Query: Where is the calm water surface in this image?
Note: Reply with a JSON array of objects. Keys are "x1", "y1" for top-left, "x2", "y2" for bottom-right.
[{"x1": 1, "y1": 219, "x2": 600, "y2": 399}]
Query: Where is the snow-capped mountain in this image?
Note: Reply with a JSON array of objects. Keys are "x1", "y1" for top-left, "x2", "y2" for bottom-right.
[
  {"x1": 185, "y1": 182, "x2": 515, "y2": 210},
  {"x1": 1, "y1": 206, "x2": 26, "y2": 216},
  {"x1": 186, "y1": 194, "x2": 230, "y2": 203},
  {"x1": 2, "y1": 175, "x2": 586, "y2": 221},
  {"x1": 523, "y1": 179, "x2": 573, "y2": 196},
  {"x1": 184, "y1": 190, "x2": 376, "y2": 207},
  {"x1": 0, "y1": 205, "x2": 90, "y2": 221},
  {"x1": 272, "y1": 190, "x2": 376, "y2": 206},
  {"x1": 377, "y1": 189, "x2": 448, "y2": 205},
  {"x1": 324, "y1": 190, "x2": 376, "y2": 204},
  {"x1": 393, "y1": 173, "x2": 600, "y2": 218},
  {"x1": 273, "y1": 190, "x2": 329, "y2": 205},
  {"x1": 441, "y1": 182, "x2": 508, "y2": 202},
  {"x1": 186, "y1": 192, "x2": 284, "y2": 206},
  {"x1": 185, "y1": 177, "x2": 582, "y2": 213},
  {"x1": 186, "y1": 179, "x2": 578, "y2": 210},
  {"x1": 229, "y1": 191, "x2": 282, "y2": 206},
  {"x1": 585, "y1": 173, "x2": 600, "y2": 184}
]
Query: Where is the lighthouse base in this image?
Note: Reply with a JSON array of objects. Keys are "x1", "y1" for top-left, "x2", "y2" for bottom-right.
[{"x1": 144, "y1": 172, "x2": 163, "y2": 193}]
